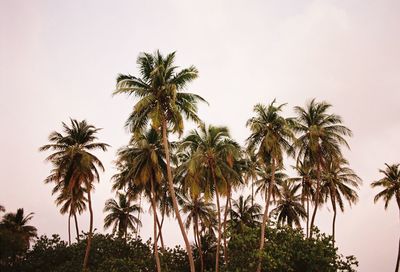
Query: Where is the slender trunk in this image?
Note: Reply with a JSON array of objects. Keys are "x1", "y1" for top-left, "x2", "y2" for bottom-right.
[
  {"x1": 331, "y1": 193, "x2": 337, "y2": 244},
  {"x1": 212, "y1": 167, "x2": 222, "y2": 272},
  {"x1": 150, "y1": 179, "x2": 162, "y2": 272},
  {"x1": 83, "y1": 189, "x2": 93, "y2": 271},
  {"x1": 162, "y1": 120, "x2": 195, "y2": 272},
  {"x1": 136, "y1": 193, "x2": 142, "y2": 239},
  {"x1": 309, "y1": 163, "x2": 321, "y2": 238},
  {"x1": 223, "y1": 188, "x2": 230, "y2": 264},
  {"x1": 74, "y1": 212, "x2": 80, "y2": 242},
  {"x1": 156, "y1": 213, "x2": 165, "y2": 250},
  {"x1": 195, "y1": 217, "x2": 204, "y2": 272},
  {"x1": 395, "y1": 199, "x2": 400, "y2": 272},
  {"x1": 306, "y1": 194, "x2": 310, "y2": 238},
  {"x1": 68, "y1": 211, "x2": 71, "y2": 246},
  {"x1": 256, "y1": 161, "x2": 276, "y2": 272}
]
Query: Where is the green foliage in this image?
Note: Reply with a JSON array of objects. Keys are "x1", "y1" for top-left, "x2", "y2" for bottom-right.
[{"x1": 226, "y1": 226, "x2": 358, "y2": 272}]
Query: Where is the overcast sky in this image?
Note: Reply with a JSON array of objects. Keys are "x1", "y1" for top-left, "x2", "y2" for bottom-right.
[{"x1": 1, "y1": 0, "x2": 399, "y2": 271}]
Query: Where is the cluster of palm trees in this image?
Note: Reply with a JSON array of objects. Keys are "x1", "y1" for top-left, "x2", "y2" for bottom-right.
[{"x1": 38, "y1": 50, "x2": 400, "y2": 272}]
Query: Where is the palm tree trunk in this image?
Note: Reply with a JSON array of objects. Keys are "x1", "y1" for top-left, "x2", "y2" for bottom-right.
[
  {"x1": 150, "y1": 179, "x2": 162, "y2": 272},
  {"x1": 395, "y1": 200, "x2": 400, "y2": 272},
  {"x1": 195, "y1": 217, "x2": 204, "y2": 272},
  {"x1": 211, "y1": 167, "x2": 222, "y2": 272},
  {"x1": 74, "y1": 212, "x2": 80, "y2": 242},
  {"x1": 223, "y1": 187, "x2": 230, "y2": 264},
  {"x1": 83, "y1": 189, "x2": 93, "y2": 271},
  {"x1": 68, "y1": 211, "x2": 71, "y2": 246},
  {"x1": 310, "y1": 162, "x2": 321, "y2": 238},
  {"x1": 331, "y1": 194, "x2": 337, "y2": 244},
  {"x1": 162, "y1": 120, "x2": 196, "y2": 272},
  {"x1": 256, "y1": 161, "x2": 276, "y2": 272},
  {"x1": 136, "y1": 192, "x2": 142, "y2": 239},
  {"x1": 306, "y1": 194, "x2": 310, "y2": 238},
  {"x1": 156, "y1": 214, "x2": 165, "y2": 250}
]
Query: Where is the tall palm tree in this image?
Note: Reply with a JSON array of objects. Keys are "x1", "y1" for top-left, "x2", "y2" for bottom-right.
[
  {"x1": 104, "y1": 192, "x2": 142, "y2": 239},
  {"x1": 371, "y1": 163, "x2": 400, "y2": 272},
  {"x1": 246, "y1": 100, "x2": 294, "y2": 272},
  {"x1": 180, "y1": 124, "x2": 240, "y2": 272},
  {"x1": 1, "y1": 208, "x2": 37, "y2": 249},
  {"x1": 115, "y1": 128, "x2": 166, "y2": 272},
  {"x1": 179, "y1": 193, "x2": 216, "y2": 272},
  {"x1": 114, "y1": 51, "x2": 206, "y2": 272},
  {"x1": 292, "y1": 99, "x2": 352, "y2": 238},
  {"x1": 40, "y1": 119, "x2": 109, "y2": 271},
  {"x1": 55, "y1": 186, "x2": 87, "y2": 244},
  {"x1": 321, "y1": 158, "x2": 361, "y2": 242},
  {"x1": 290, "y1": 160, "x2": 314, "y2": 237},
  {"x1": 271, "y1": 181, "x2": 306, "y2": 228},
  {"x1": 229, "y1": 195, "x2": 262, "y2": 233}
]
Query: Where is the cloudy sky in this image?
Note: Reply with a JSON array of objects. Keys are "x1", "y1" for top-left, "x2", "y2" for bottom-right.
[{"x1": 1, "y1": 0, "x2": 399, "y2": 271}]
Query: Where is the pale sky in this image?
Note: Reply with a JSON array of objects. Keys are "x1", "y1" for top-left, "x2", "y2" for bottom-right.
[{"x1": 1, "y1": 1, "x2": 399, "y2": 271}]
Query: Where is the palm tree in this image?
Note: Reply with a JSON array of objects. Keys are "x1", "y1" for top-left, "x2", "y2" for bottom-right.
[
  {"x1": 229, "y1": 195, "x2": 262, "y2": 233},
  {"x1": 103, "y1": 192, "x2": 142, "y2": 239},
  {"x1": 292, "y1": 99, "x2": 352, "y2": 238},
  {"x1": 321, "y1": 158, "x2": 361, "y2": 242},
  {"x1": 243, "y1": 148, "x2": 259, "y2": 206},
  {"x1": 179, "y1": 193, "x2": 216, "y2": 272},
  {"x1": 180, "y1": 124, "x2": 240, "y2": 272},
  {"x1": 290, "y1": 160, "x2": 314, "y2": 237},
  {"x1": 271, "y1": 181, "x2": 306, "y2": 228},
  {"x1": 246, "y1": 100, "x2": 294, "y2": 272},
  {"x1": 371, "y1": 163, "x2": 400, "y2": 272},
  {"x1": 55, "y1": 186, "x2": 87, "y2": 244},
  {"x1": 114, "y1": 50, "x2": 206, "y2": 272},
  {"x1": 1, "y1": 208, "x2": 37, "y2": 249},
  {"x1": 114, "y1": 128, "x2": 166, "y2": 272},
  {"x1": 40, "y1": 119, "x2": 109, "y2": 271}
]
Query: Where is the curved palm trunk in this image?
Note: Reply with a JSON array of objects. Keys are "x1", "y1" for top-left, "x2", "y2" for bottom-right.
[
  {"x1": 150, "y1": 179, "x2": 162, "y2": 272},
  {"x1": 212, "y1": 168, "x2": 222, "y2": 272},
  {"x1": 68, "y1": 211, "x2": 72, "y2": 246},
  {"x1": 162, "y1": 120, "x2": 195, "y2": 272},
  {"x1": 256, "y1": 162, "x2": 276, "y2": 272},
  {"x1": 310, "y1": 163, "x2": 321, "y2": 238},
  {"x1": 74, "y1": 212, "x2": 80, "y2": 242},
  {"x1": 83, "y1": 189, "x2": 93, "y2": 271}
]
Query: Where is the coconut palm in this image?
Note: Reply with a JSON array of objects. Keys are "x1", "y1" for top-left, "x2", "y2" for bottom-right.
[
  {"x1": 179, "y1": 193, "x2": 216, "y2": 272},
  {"x1": 246, "y1": 100, "x2": 294, "y2": 272},
  {"x1": 292, "y1": 99, "x2": 352, "y2": 238},
  {"x1": 180, "y1": 124, "x2": 240, "y2": 272},
  {"x1": 243, "y1": 148, "x2": 259, "y2": 206},
  {"x1": 55, "y1": 186, "x2": 87, "y2": 244},
  {"x1": 321, "y1": 158, "x2": 361, "y2": 242},
  {"x1": 0, "y1": 208, "x2": 37, "y2": 249},
  {"x1": 271, "y1": 181, "x2": 306, "y2": 228},
  {"x1": 229, "y1": 195, "x2": 262, "y2": 233},
  {"x1": 103, "y1": 192, "x2": 142, "y2": 239},
  {"x1": 114, "y1": 50, "x2": 206, "y2": 272},
  {"x1": 40, "y1": 119, "x2": 109, "y2": 270},
  {"x1": 371, "y1": 163, "x2": 400, "y2": 272},
  {"x1": 290, "y1": 160, "x2": 315, "y2": 237},
  {"x1": 114, "y1": 128, "x2": 166, "y2": 272}
]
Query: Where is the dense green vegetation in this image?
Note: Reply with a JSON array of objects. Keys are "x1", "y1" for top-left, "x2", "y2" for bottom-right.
[{"x1": 1, "y1": 50, "x2": 399, "y2": 271}]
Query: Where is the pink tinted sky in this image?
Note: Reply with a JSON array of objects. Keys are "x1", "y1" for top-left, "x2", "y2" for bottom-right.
[{"x1": 0, "y1": 0, "x2": 399, "y2": 271}]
